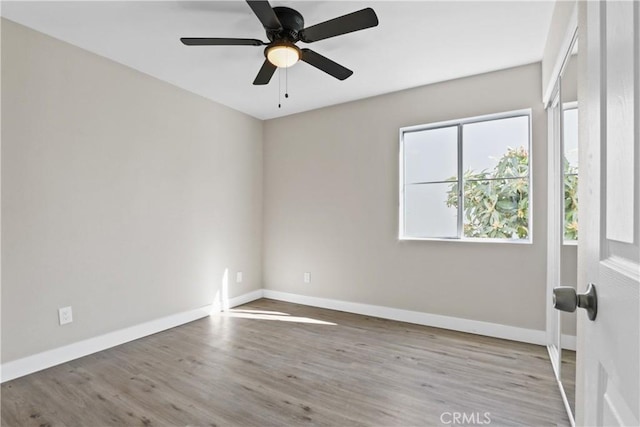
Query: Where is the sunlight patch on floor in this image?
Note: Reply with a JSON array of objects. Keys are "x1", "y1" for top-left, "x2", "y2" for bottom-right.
[
  {"x1": 225, "y1": 309, "x2": 337, "y2": 325},
  {"x1": 230, "y1": 309, "x2": 291, "y2": 316}
]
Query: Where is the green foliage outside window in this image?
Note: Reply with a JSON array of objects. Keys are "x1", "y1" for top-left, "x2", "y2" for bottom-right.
[
  {"x1": 564, "y1": 162, "x2": 579, "y2": 241},
  {"x1": 446, "y1": 147, "x2": 579, "y2": 240},
  {"x1": 446, "y1": 147, "x2": 529, "y2": 239}
]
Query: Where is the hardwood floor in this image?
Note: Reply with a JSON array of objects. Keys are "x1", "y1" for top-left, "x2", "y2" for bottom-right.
[
  {"x1": 1, "y1": 299, "x2": 570, "y2": 426},
  {"x1": 561, "y1": 349, "x2": 576, "y2": 416}
]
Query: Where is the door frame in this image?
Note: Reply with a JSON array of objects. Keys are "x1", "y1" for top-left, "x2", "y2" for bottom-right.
[{"x1": 543, "y1": 2, "x2": 578, "y2": 425}]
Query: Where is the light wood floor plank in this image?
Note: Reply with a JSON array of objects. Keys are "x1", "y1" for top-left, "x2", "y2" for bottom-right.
[{"x1": 1, "y1": 299, "x2": 570, "y2": 426}]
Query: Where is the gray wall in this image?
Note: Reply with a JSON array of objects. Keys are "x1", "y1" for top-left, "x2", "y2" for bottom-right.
[
  {"x1": 3, "y1": 13, "x2": 575, "y2": 364},
  {"x1": 1, "y1": 19, "x2": 263, "y2": 362},
  {"x1": 263, "y1": 63, "x2": 549, "y2": 331}
]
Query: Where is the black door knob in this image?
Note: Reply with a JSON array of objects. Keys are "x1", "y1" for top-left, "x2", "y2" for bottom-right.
[{"x1": 552, "y1": 283, "x2": 598, "y2": 321}]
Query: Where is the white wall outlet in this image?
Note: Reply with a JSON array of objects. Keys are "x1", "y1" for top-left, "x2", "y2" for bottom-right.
[
  {"x1": 58, "y1": 306, "x2": 73, "y2": 325},
  {"x1": 236, "y1": 271, "x2": 243, "y2": 283},
  {"x1": 304, "y1": 272, "x2": 311, "y2": 283}
]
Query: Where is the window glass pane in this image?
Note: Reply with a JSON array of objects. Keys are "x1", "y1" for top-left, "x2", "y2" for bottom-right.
[
  {"x1": 462, "y1": 178, "x2": 529, "y2": 239},
  {"x1": 563, "y1": 107, "x2": 579, "y2": 169},
  {"x1": 400, "y1": 111, "x2": 531, "y2": 241},
  {"x1": 404, "y1": 126, "x2": 457, "y2": 184},
  {"x1": 404, "y1": 183, "x2": 458, "y2": 238},
  {"x1": 463, "y1": 116, "x2": 529, "y2": 178}
]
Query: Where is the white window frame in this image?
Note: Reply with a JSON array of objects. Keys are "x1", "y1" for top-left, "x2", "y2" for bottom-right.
[{"x1": 398, "y1": 109, "x2": 533, "y2": 243}]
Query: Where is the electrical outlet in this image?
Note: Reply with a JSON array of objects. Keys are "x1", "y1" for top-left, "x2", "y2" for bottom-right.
[
  {"x1": 58, "y1": 306, "x2": 73, "y2": 325},
  {"x1": 236, "y1": 271, "x2": 243, "y2": 283},
  {"x1": 304, "y1": 272, "x2": 311, "y2": 283}
]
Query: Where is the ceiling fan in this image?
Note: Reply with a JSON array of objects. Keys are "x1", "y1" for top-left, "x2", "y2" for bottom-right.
[{"x1": 180, "y1": 1, "x2": 379, "y2": 85}]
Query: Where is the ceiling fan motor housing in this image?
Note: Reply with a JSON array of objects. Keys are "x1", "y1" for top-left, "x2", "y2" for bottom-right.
[{"x1": 268, "y1": 7, "x2": 305, "y2": 42}]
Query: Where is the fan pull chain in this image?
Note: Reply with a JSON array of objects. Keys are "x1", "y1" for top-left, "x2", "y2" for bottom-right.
[
  {"x1": 285, "y1": 65, "x2": 289, "y2": 99},
  {"x1": 278, "y1": 67, "x2": 281, "y2": 108}
]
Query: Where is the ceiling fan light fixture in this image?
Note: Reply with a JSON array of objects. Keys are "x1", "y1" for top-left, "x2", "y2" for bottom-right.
[{"x1": 266, "y1": 43, "x2": 301, "y2": 68}]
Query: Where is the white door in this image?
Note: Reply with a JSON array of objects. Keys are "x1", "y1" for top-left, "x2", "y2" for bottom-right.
[{"x1": 577, "y1": 1, "x2": 639, "y2": 426}]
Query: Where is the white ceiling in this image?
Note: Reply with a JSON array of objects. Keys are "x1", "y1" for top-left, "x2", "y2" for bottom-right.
[{"x1": 1, "y1": 1, "x2": 555, "y2": 120}]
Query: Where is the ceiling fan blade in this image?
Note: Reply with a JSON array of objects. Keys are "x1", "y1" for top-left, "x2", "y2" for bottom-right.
[
  {"x1": 253, "y1": 60, "x2": 277, "y2": 85},
  {"x1": 246, "y1": 1, "x2": 282, "y2": 31},
  {"x1": 181, "y1": 38, "x2": 265, "y2": 46},
  {"x1": 301, "y1": 49, "x2": 353, "y2": 81},
  {"x1": 300, "y1": 8, "x2": 378, "y2": 43}
]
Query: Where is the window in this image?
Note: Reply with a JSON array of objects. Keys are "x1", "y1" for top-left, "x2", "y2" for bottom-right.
[
  {"x1": 400, "y1": 110, "x2": 531, "y2": 241},
  {"x1": 563, "y1": 104, "x2": 578, "y2": 241}
]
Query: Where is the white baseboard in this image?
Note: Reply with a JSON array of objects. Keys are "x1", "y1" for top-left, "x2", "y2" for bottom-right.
[
  {"x1": 1, "y1": 288, "x2": 267, "y2": 383},
  {"x1": 228, "y1": 289, "x2": 264, "y2": 308},
  {"x1": 263, "y1": 289, "x2": 549, "y2": 346},
  {"x1": 1, "y1": 304, "x2": 215, "y2": 383},
  {"x1": 2, "y1": 288, "x2": 568, "y2": 383}
]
